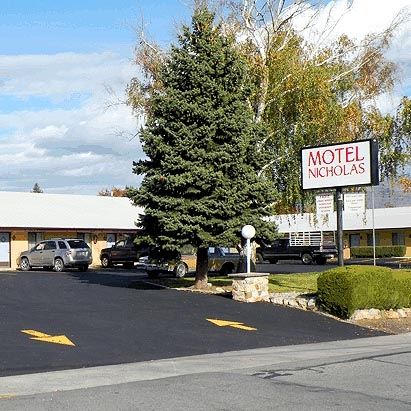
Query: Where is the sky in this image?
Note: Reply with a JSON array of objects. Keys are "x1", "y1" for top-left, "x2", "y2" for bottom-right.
[{"x1": 0, "y1": 0, "x2": 410, "y2": 195}]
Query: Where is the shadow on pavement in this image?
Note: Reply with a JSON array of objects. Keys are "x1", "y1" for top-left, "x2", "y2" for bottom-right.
[{"x1": 67, "y1": 268, "x2": 166, "y2": 290}]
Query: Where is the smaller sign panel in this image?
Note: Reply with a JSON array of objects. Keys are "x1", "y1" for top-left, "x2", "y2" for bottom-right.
[
  {"x1": 344, "y1": 193, "x2": 366, "y2": 213},
  {"x1": 301, "y1": 140, "x2": 379, "y2": 190},
  {"x1": 316, "y1": 194, "x2": 334, "y2": 214}
]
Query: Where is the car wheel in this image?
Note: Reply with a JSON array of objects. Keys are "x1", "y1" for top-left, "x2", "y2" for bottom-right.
[
  {"x1": 78, "y1": 264, "x2": 89, "y2": 272},
  {"x1": 20, "y1": 257, "x2": 31, "y2": 271},
  {"x1": 315, "y1": 257, "x2": 327, "y2": 265},
  {"x1": 256, "y1": 253, "x2": 264, "y2": 263},
  {"x1": 54, "y1": 258, "x2": 64, "y2": 272},
  {"x1": 220, "y1": 263, "x2": 234, "y2": 276},
  {"x1": 101, "y1": 256, "x2": 111, "y2": 268},
  {"x1": 174, "y1": 262, "x2": 188, "y2": 278},
  {"x1": 301, "y1": 253, "x2": 313, "y2": 265}
]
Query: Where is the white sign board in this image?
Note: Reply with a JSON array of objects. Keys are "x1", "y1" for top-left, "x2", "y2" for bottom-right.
[
  {"x1": 316, "y1": 195, "x2": 334, "y2": 214},
  {"x1": 301, "y1": 140, "x2": 378, "y2": 190},
  {"x1": 344, "y1": 193, "x2": 365, "y2": 213}
]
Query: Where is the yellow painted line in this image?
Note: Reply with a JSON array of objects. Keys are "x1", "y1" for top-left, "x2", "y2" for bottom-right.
[
  {"x1": 21, "y1": 330, "x2": 75, "y2": 346},
  {"x1": 21, "y1": 330, "x2": 51, "y2": 338},
  {"x1": 0, "y1": 394, "x2": 16, "y2": 400},
  {"x1": 206, "y1": 318, "x2": 257, "y2": 331},
  {"x1": 229, "y1": 324, "x2": 257, "y2": 331}
]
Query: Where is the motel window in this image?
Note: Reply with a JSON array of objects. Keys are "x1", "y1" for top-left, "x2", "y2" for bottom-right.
[
  {"x1": 77, "y1": 233, "x2": 92, "y2": 247},
  {"x1": 28, "y1": 232, "x2": 44, "y2": 249},
  {"x1": 349, "y1": 234, "x2": 360, "y2": 247},
  {"x1": 367, "y1": 233, "x2": 380, "y2": 246},
  {"x1": 106, "y1": 233, "x2": 117, "y2": 248},
  {"x1": 392, "y1": 232, "x2": 405, "y2": 246}
]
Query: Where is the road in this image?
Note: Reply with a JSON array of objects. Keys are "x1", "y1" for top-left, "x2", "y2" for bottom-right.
[
  {"x1": 0, "y1": 268, "x2": 383, "y2": 377},
  {"x1": 0, "y1": 333, "x2": 410, "y2": 410}
]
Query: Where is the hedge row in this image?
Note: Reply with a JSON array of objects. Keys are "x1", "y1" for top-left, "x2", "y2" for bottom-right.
[
  {"x1": 317, "y1": 265, "x2": 411, "y2": 319},
  {"x1": 350, "y1": 246, "x2": 406, "y2": 258}
]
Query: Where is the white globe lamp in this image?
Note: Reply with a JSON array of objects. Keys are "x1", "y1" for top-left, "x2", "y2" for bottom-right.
[{"x1": 241, "y1": 225, "x2": 255, "y2": 273}]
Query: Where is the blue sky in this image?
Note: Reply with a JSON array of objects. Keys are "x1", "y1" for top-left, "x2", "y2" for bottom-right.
[
  {"x1": 0, "y1": 0, "x2": 410, "y2": 195},
  {"x1": 0, "y1": 0, "x2": 188, "y2": 54},
  {"x1": 0, "y1": 0, "x2": 191, "y2": 194}
]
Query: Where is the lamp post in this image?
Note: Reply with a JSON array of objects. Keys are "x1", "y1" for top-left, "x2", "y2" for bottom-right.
[{"x1": 241, "y1": 225, "x2": 256, "y2": 274}]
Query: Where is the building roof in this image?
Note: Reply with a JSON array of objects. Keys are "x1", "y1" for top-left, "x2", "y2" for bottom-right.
[
  {"x1": 272, "y1": 206, "x2": 411, "y2": 233},
  {"x1": 0, "y1": 191, "x2": 143, "y2": 231}
]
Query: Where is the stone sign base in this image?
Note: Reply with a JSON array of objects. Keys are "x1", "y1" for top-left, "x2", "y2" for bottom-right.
[{"x1": 228, "y1": 272, "x2": 270, "y2": 303}]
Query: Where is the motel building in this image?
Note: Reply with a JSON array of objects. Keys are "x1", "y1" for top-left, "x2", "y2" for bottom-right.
[
  {"x1": 0, "y1": 191, "x2": 142, "y2": 269},
  {"x1": 272, "y1": 206, "x2": 411, "y2": 258},
  {"x1": 0, "y1": 191, "x2": 409, "y2": 270}
]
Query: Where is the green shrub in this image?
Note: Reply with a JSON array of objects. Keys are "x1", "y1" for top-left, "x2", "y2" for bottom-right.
[
  {"x1": 350, "y1": 246, "x2": 406, "y2": 258},
  {"x1": 317, "y1": 265, "x2": 411, "y2": 319}
]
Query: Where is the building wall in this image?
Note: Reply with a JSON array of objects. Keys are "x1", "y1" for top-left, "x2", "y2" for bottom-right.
[
  {"x1": 344, "y1": 229, "x2": 411, "y2": 257},
  {"x1": 9, "y1": 230, "x2": 136, "y2": 269},
  {"x1": 11, "y1": 231, "x2": 28, "y2": 269}
]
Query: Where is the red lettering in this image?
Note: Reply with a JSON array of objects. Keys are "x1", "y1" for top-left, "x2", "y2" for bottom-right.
[
  {"x1": 322, "y1": 150, "x2": 334, "y2": 165},
  {"x1": 318, "y1": 167, "x2": 326, "y2": 177},
  {"x1": 345, "y1": 146, "x2": 355, "y2": 162},
  {"x1": 358, "y1": 163, "x2": 365, "y2": 174},
  {"x1": 335, "y1": 147, "x2": 344, "y2": 163},
  {"x1": 308, "y1": 168, "x2": 317, "y2": 179},
  {"x1": 350, "y1": 164, "x2": 358, "y2": 174},
  {"x1": 355, "y1": 146, "x2": 365, "y2": 161},
  {"x1": 334, "y1": 165, "x2": 343, "y2": 176},
  {"x1": 308, "y1": 151, "x2": 321, "y2": 166}
]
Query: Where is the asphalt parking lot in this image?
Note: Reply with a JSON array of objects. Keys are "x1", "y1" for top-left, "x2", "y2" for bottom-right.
[{"x1": 0, "y1": 268, "x2": 385, "y2": 377}]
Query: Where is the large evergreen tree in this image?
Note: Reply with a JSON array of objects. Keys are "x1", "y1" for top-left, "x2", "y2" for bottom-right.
[{"x1": 128, "y1": 7, "x2": 276, "y2": 288}]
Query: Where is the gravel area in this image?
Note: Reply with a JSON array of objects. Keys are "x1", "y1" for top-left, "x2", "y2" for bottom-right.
[{"x1": 353, "y1": 317, "x2": 411, "y2": 334}]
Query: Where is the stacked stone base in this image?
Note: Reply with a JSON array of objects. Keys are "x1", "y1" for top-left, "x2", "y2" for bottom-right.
[
  {"x1": 230, "y1": 273, "x2": 270, "y2": 303},
  {"x1": 270, "y1": 292, "x2": 317, "y2": 310},
  {"x1": 350, "y1": 308, "x2": 411, "y2": 320}
]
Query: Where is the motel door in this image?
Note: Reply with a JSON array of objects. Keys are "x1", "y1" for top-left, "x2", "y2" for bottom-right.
[{"x1": 0, "y1": 233, "x2": 10, "y2": 267}]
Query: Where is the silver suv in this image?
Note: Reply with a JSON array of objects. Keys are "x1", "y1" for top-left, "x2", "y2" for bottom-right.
[{"x1": 18, "y1": 238, "x2": 92, "y2": 272}]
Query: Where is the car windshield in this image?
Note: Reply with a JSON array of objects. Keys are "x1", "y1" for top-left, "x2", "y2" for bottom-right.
[{"x1": 67, "y1": 240, "x2": 90, "y2": 249}]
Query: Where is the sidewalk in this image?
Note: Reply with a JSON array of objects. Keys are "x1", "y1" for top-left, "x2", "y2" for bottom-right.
[{"x1": 1, "y1": 332, "x2": 410, "y2": 397}]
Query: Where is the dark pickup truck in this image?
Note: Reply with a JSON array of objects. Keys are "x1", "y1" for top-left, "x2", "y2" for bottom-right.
[
  {"x1": 256, "y1": 238, "x2": 337, "y2": 265},
  {"x1": 100, "y1": 238, "x2": 148, "y2": 268}
]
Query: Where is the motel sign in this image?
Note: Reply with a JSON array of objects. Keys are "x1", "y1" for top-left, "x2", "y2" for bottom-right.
[{"x1": 301, "y1": 140, "x2": 379, "y2": 190}]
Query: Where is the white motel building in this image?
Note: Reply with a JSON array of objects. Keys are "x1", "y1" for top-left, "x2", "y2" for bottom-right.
[
  {"x1": 0, "y1": 191, "x2": 143, "y2": 269},
  {"x1": 0, "y1": 190, "x2": 409, "y2": 269}
]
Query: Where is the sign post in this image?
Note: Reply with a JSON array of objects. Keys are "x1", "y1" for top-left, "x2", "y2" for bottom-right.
[
  {"x1": 336, "y1": 187, "x2": 344, "y2": 266},
  {"x1": 301, "y1": 139, "x2": 379, "y2": 267}
]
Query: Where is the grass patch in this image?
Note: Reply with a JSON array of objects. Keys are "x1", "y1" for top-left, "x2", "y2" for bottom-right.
[
  {"x1": 146, "y1": 272, "x2": 319, "y2": 293},
  {"x1": 268, "y1": 273, "x2": 319, "y2": 293},
  {"x1": 392, "y1": 269, "x2": 411, "y2": 280}
]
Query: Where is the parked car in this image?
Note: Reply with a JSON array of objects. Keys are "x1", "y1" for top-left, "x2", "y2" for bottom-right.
[
  {"x1": 143, "y1": 246, "x2": 240, "y2": 278},
  {"x1": 18, "y1": 238, "x2": 92, "y2": 272},
  {"x1": 257, "y1": 233, "x2": 338, "y2": 265},
  {"x1": 100, "y1": 238, "x2": 149, "y2": 268}
]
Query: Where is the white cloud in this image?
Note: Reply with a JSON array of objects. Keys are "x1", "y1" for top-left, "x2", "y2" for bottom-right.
[
  {"x1": 1, "y1": 2, "x2": 410, "y2": 195},
  {"x1": 0, "y1": 52, "x2": 144, "y2": 194},
  {"x1": 0, "y1": 52, "x2": 136, "y2": 98}
]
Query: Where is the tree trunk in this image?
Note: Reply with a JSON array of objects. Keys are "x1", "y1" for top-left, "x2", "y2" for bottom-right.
[{"x1": 194, "y1": 247, "x2": 209, "y2": 289}]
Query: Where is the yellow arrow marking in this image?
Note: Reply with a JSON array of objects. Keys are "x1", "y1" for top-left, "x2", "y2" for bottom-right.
[
  {"x1": 206, "y1": 319, "x2": 257, "y2": 331},
  {"x1": 21, "y1": 330, "x2": 75, "y2": 346},
  {"x1": 0, "y1": 394, "x2": 16, "y2": 400}
]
